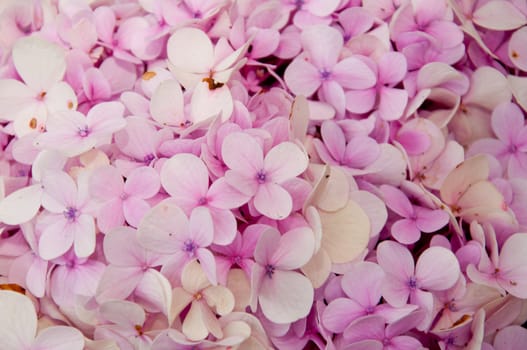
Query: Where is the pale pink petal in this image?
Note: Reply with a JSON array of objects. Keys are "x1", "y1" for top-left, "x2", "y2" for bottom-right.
[
  {"x1": 95, "y1": 266, "x2": 143, "y2": 303},
  {"x1": 224, "y1": 170, "x2": 259, "y2": 197},
  {"x1": 161, "y1": 153, "x2": 209, "y2": 202},
  {"x1": 12, "y1": 36, "x2": 66, "y2": 91},
  {"x1": 167, "y1": 27, "x2": 214, "y2": 75},
  {"x1": 440, "y1": 155, "x2": 489, "y2": 206},
  {"x1": 509, "y1": 27, "x2": 527, "y2": 71},
  {"x1": 208, "y1": 207, "x2": 237, "y2": 245},
  {"x1": 150, "y1": 79, "x2": 185, "y2": 126},
  {"x1": 253, "y1": 183, "x2": 293, "y2": 220},
  {"x1": 498, "y1": 234, "x2": 527, "y2": 298},
  {"x1": 207, "y1": 178, "x2": 250, "y2": 209},
  {"x1": 377, "y1": 87, "x2": 408, "y2": 121},
  {"x1": 342, "y1": 262, "x2": 385, "y2": 306},
  {"x1": 491, "y1": 103, "x2": 524, "y2": 145},
  {"x1": 415, "y1": 247, "x2": 460, "y2": 291},
  {"x1": 124, "y1": 166, "x2": 160, "y2": 199},
  {"x1": 196, "y1": 248, "x2": 217, "y2": 285},
  {"x1": 134, "y1": 269, "x2": 172, "y2": 314},
  {"x1": 99, "y1": 300, "x2": 145, "y2": 326},
  {"x1": 494, "y1": 326, "x2": 527, "y2": 350},
  {"x1": 272, "y1": 227, "x2": 314, "y2": 270},
  {"x1": 254, "y1": 227, "x2": 280, "y2": 265},
  {"x1": 189, "y1": 206, "x2": 214, "y2": 247},
  {"x1": 26, "y1": 258, "x2": 48, "y2": 298},
  {"x1": 222, "y1": 132, "x2": 264, "y2": 176},
  {"x1": 137, "y1": 201, "x2": 189, "y2": 254},
  {"x1": 264, "y1": 142, "x2": 308, "y2": 183},
  {"x1": 45, "y1": 81, "x2": 78, "y2": 114},
  {"x1": 305, "y1": 0, "x2": 340, "y2": 16},
  {"x1": 0, "y1": 79, "x2": 34, "y2": 121},
  {"x1": 388, "y1": 335, "x2": 423, "y2": 350},
  {"x1": 38, "y1": 219, "x2": 73, "y2": 260},
  {"x1": 103, "y1": 226, "x2": 145, "y2": 266},
  {"x1": 333, "y1": 57, "x2": 377, "y2": 89},
  {"x1": 283, "y1": 56, "x2": 322, "y2": 96},
  {"x1": 322, "y1": 298, "x2": 365, "y2": 333},
  {"x1": 33, "y1": 326, "x2": 84, "y2": 350},
  {"x1": 190, "y1": 82, "x2": 234, "y2": 123},
  {"x1": 391, "y1": 219, "x2": 421, "y2": 245},
  {"x1": 73, "y1": 215, "x2": 96, "y2": 258},
  {"x1": 0, "y1": 290, "x2": 37, "y2": 349},
  {"x1": 301, "y1": 24, "x2": 343, "y2": 69},
  {"x1": 473, "y1": 1, "x2": 527, "y2": 30},
  {"x1": 90, "y1": 166, "x2": 124, "y2": 200},
  {"x1": 41, "y1": 171, "x2": 77, "y2": 211},
  {"x1": 182, "y1": 301, "x2": 209, "y2": 341},
  {"x1": 0, "y1": 184, "x2": 42, "y2": 225},
  {"x1": 321, "y1": 80, "x2": 346, "y2": 117},
  {"x1": 259, "y1": 269, "x2": 314, "y2": 324}
]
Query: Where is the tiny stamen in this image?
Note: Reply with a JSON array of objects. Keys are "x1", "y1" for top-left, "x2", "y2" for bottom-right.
[{"x1": 63, "y1": 207, "x2": 79, "y2": 222}]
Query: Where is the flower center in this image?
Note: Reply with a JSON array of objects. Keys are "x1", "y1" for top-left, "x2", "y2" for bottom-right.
[
  {"x1": 183, "y1": 239, "x2": 197, "y2": 256},
  {"x1": 265, "y1": 264, "x2": 275, "y2": 278},
  {"x1": 365, "y1": 305, "x2": 375, "y2": 314},
  {"x1": 320, "y1": 69, "x2": 331, "y2": 80},
  {"x1": 408, "y1": 276, "x2": 418, "y2": 290},
  {"x1": 143, "y1": 153, "x2": 155, "y2": 164},
  {"x1": 78, "y1": 126, "x2": 89, "y2": 137},
  {"x1": 198, "y1": 197, "x2": 208, "y2": 205},
  {"x1": 256, "y1": 170, "x2": 267, "y2": 184},
  {"x1": 63, "y1": 207, "x2": 79, "y2": 222},
  {"x1": 509, "y1": 144, "x2": 518, "y2": 154}
]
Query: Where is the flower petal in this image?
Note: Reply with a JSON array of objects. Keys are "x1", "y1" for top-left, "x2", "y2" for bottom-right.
[
  {"x1": 253, "y1": 183, "x2": 293, "y2": 220},
  {"x1": 0, "y1": 291, "x2": 37, "y2": 349},
  {"x1": 415, "y1": 246, "x2": 460, "y2": 291},
  {"x1": 33, "y1": 326, "x2": 84, "y2": 350},
  {"x1": 265, "y1": 142, "x2": 308, "y2": 183}
]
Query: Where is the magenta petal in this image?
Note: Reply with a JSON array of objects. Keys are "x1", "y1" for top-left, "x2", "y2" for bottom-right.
[
  {"x1": 391, "y1": 219, "x2": 421, "y2": 245},
  {"x1": 322, "y1": 298, "x2": 365, "y2": 333}
]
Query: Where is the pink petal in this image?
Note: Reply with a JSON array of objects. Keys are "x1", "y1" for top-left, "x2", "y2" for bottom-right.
[
  {"x1": 305, "y1": 0, "x2": 340, "y2": 16},
  {"x1": 99, "y1": 300, "x2": 145, "y2": 326},
  {"x1": 196, "y1": 248, "x2": 217, "y2": 285},
  {"x1": 341, "y1": 262, "x2": 385, "y2": 307},
  {"x1": 378, "y1": 52, "x2": 407, "y2": 85},
  {"x1": 207, "y1": 178, "x2": 250, "y2": 210},
  {"x1": 391, "y1": 219, "x2": 421, "y2": 245},
  {"x1": 26, "y1": 258, "x2": 48, "y2": 298},
  {"x1": 123, "y1": 196, "x2": 151, "y2": 228},
  {"x1": 265, "y1": 142, "x2": 308, "y2": 183},
  {"x1": 301, "y1": 24, "x2": 343, "y2": 69},
  {"x1": 190, "y1": 82, "x2": 234, "y2": 123},
  {"x1": 396, "y1": 129, "x2": 431, "y2": 156},
  {"x1": 498, "y1": 234, "x2": 527, "y2": 298},
  {"x1": 333, "y1": 57, "x2": 377, "y2": 90},
  {"x1": 415, "y1": 246, "x2": 460, "y2": 291},
  {"x1": 283, "y1": 56, "x2": 322, "y2": 96},
  {"x1": 150, "y1": 79, "x2": 185, "y2": 126},
  {"x1": 96, "y1": 199, "x2": 125, "y2": 233},
  {"x1": 124, "y1": 166, "x2": 160, "y2": 199},
  {"x1": 379, "y1": 185, "x2": 413, "y2": 218},
  {"x1": 258, "y1": 269, "x2": 314, "y2": 324},
  {"x1": 414, "y1": 207, "x2": 449, "y2": 233},
  {"x1": 0, "y1": 184, "x2": 43, "y2": 225},
  {"x1": 376, "y1": 240, "x2": 414, "y2": 283},
  {"x1": 322, "y1": 298, "x2": 364, "y2": 333},
  {"x1": 345, "y1": 88, "x2": 377, "y2": 114},
  {"x1": 253, "y1": 183, "x2": 293, "y2": 220},
  {"x1": 161, "y1": 153, "x2": 208, "y2": 204},
  {"x1": 134, "y1": 269, "x2": 172, "y2": 315},
  {"x1": 343, "y1": 315, "x2": 385, "y2": 343},
  {"x1": 272, "y1": 227, "x2": 315, "y2": 270},
  {"x1": 320, "y1": 80, "x2": 346, "y2": 117},
  {"x1": 343, "y1": 136, "x2": 381, "y2": 169},
  {"x1": 491, "y1": 103, "x2": 524, "y2": 145},
  {"x1": 222, "y1": 132, "x2": 264, "y2": 177},
  {"x1": 33, "y1": 326, "x2": 84, "y2": 350}
]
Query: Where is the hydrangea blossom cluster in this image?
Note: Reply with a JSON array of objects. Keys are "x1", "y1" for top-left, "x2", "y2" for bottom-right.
[{"x1": 1, "y1": 0, "x2": 527, "y2": 349}]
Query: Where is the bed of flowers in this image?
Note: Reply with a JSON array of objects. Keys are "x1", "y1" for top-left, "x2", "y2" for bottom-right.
[{"x1": 1, "y1": 0, "x2": 527, "y2": 349}]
